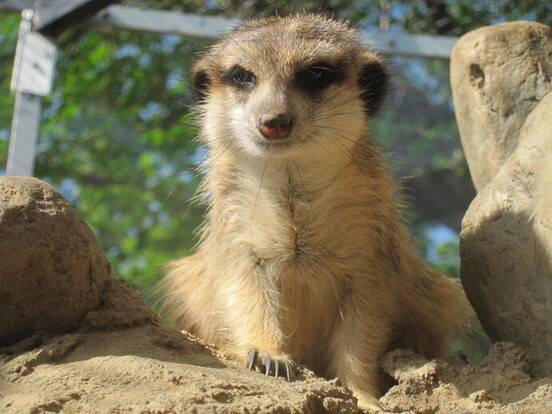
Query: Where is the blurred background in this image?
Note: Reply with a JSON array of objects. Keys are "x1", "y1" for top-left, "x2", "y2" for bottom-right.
[{"x1": 1, "y1": 2, "x2": 550, "y2": 356}]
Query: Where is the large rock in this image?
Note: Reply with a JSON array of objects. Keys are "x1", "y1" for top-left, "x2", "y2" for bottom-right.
[
  {"x1": 0, "y1": 176, "x2": 114, "y2": 345},
  {"x1": 460, "y1": 91, "x2": 552, "y2": 376},
  {"x1": 451, "y1": 21, "x2": 552, "y2": 191}
]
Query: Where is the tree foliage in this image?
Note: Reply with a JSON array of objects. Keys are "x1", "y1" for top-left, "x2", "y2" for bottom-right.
[{"x1": 1, "y1": 1, "x2": 549, "y2": 296}]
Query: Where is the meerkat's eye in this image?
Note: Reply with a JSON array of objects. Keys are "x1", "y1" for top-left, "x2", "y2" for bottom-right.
[
  {"x1": 222, "y1": 65, "x2": 256, "y2": 90},
  {"x1": 296, "y1": 62, "x2": 344, "y2": 92}
]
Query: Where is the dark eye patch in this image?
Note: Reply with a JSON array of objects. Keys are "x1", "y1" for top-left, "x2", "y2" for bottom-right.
[
  {"x1": 221, "y1": 65, "x2": 256, "y2": 90},
  {"x1": 296, "y1": 62, "x2": 345, "y2": 92}
]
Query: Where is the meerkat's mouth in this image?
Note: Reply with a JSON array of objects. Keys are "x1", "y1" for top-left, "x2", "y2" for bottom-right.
[
  {"x1": 247, "y1": 134, "x2": 302, "y2": 157},
  {"x1": 255, "y1": 137, "x2": 294, "y2": 149}
]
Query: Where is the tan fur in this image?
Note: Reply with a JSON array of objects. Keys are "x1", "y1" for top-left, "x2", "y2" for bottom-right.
[{"x1": 162, "y1": 14, "x2": 468, "y2": 410}]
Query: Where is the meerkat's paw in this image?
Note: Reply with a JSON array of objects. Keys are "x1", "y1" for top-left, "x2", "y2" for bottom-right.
[{"x1": 247, "y1": 349, "x2": 294, "y2": 381}]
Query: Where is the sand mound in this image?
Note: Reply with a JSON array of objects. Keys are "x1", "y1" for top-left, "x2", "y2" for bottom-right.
[
  {"x1": 1, "y1": 325, "x2": 358, "y2": 413},
  {"x1": 380, "y1": 343, "x2": 552, "y2": 413}
]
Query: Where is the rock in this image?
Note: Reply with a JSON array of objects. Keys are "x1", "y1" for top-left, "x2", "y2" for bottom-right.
[
  {"x1": 0, "y1": 176, "x2": 114, "y2": 345},
  {"x1": 451, "y1": 21, "x2": 552, "y2": 191},
  {"x1": 79, "y1": 278, "x2": 160, "y2": 331},
  {"x1": 460, "y1": 92, "x2": 552, "y2": 376}
]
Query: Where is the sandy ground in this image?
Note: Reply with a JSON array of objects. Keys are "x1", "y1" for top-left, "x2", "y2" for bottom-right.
[
  {"x1": 380, "y1": 344, "x2": 552, "y2": 413},
  {"x1": 1, "y1": 278, "x2": 551, "y2": 414},
  {"x1": 1, "y1": 326, "x2": 360, "y2": 414}
]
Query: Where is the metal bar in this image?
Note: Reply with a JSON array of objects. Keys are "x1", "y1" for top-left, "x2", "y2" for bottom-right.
[
  {"x1": 33, "y1": 0, "x2": 120, "y2": 36},
  {"x1": 0, "y1": 0, "x2": 33, "y2": 12},
  {"x1": 0, "y1": 4, "x2": 458, "y2": 59},
  {"x1": 91, "y1": 5, "x2": 241, "y2": 39},
  {"x1": 92, "y1": 6, "x2": 457, "y2": 58},
  {"x1": 6, "y1": 93, "x2": 42, "y2": 176},
  {"x1": 360, "y1": 32, "x2": 458, "y2": 59}
]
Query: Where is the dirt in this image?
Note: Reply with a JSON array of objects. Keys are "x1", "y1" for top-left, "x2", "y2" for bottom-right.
[
  {"x1": 0, "y1": 303, "x2": 358, "y2": 413},
  {"x1": 380, "y1": 344, "x2": 552, "y2": 414},
  {"x1": 1, "y1": 290, "x2": 551, "y2": 414}
]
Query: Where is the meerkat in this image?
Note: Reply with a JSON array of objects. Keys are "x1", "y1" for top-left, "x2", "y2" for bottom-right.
[{"x1": 162, "y1": 14, "x2": 468, "y2": 410}]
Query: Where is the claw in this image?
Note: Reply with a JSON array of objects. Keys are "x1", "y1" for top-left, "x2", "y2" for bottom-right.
[
  {"x1": 263, "y1": 355, "x2": 271, "y2": 376},
  {"x1": 284, "y1": 361, "x2": 292, "y2": 382},
  {"x1": 247, "y1": 350, "x2": 258, "y2": 371},
  {"x1": 248, "y1": 351, "x2": 294, "y2": 381},
  {"x1": 274, "y1": 360, "x2": 280, "y2": 378}
]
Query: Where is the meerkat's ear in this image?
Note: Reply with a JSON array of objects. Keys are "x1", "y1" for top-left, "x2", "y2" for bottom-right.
[
  {"x1": 190, "y1": 56, "x2": 211, "y2": 104},
  {"x1": 357, "y1": 55, "x2": 388, "y2": 116}
]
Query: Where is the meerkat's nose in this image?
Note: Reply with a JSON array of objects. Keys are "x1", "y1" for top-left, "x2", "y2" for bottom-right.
[{"x1": 258, "y1": 114, "x2": 293, "y2": 140}]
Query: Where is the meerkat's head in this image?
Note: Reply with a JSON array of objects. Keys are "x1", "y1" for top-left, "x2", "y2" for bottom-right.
[{"x1": 191, "y1": 14, "x2": 388, "y2": 161}]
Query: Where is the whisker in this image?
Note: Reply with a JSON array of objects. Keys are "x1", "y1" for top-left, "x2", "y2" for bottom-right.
[
  {"x1": 291, "y1": 160, "x2": 321, "y2": 235},
  {"x1": 250, "y1": 161, "x2": 269, "y2": 244},
  {"x1": 333, "y1": 137, "x2": 369, "y2": 179},
  {"x1": 304, "y1": 127, "x2": 370, "y2": 180}
]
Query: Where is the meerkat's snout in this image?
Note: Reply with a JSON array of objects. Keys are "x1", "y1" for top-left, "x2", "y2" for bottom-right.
[
  {"x1": 252, "y1": 82, "x2": 297, "y2": 143},
  {"x1": 258, "y1": 113, "x2": 294, "y2": 140}
]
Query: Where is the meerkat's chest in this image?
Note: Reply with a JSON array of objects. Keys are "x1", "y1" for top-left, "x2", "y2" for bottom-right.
[
  {"x1": 242, "y1": 189, "x2": 311, "y2": 259},
  {"x1": 234, "y1": 176, "x2": 352, "y2": 268},
  {"x1": 222, "y1": 160, "x2": 373, "y2": 272}
]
